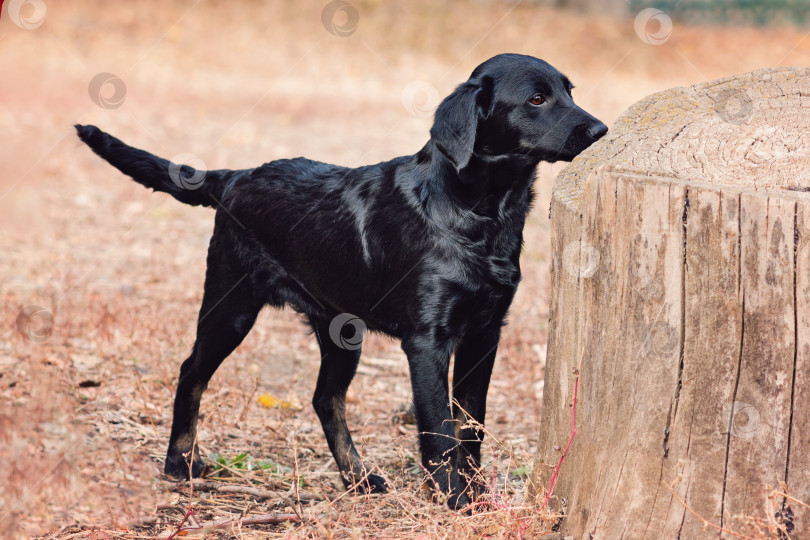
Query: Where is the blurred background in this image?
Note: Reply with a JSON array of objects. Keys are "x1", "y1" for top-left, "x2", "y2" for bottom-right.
[{"x1": 1, "y1": 0, "x2": 808, "y2": 536}]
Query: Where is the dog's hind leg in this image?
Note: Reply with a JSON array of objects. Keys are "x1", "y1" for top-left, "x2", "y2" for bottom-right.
[
  {"x1": 164, "y1": 252, "x2": 262, "y2": 479},
  {"x1": 309, "y1": 317, "x2": 388, "y2": 494}
]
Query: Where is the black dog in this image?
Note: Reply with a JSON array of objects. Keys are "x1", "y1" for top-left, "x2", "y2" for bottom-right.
[{"x1": 76, "y1": 53, "x2": 606, "y2": 509}]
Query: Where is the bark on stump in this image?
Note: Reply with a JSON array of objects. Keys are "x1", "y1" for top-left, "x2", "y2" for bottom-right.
[{"x1": 532, "y1": 67, "x2": 810, "y2": 538}]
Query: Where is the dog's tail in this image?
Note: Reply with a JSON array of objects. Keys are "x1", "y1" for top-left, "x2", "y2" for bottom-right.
[{"x1": 75, "y1": 124, "x2": 245, "y2": 208}]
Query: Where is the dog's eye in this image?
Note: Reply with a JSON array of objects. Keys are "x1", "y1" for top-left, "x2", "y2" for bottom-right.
[{"x1": 528, "y1": 94, "x2": 546, "y2": 106}]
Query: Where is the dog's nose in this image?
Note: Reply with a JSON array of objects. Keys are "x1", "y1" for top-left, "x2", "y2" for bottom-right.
[{"x1": 587, "y1": 122, "x2": 608, "y2": 141}]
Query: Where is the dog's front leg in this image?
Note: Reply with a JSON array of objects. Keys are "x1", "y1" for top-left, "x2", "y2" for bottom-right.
[
  {"x1": 451, "y1": 326, "x2": 500, "y2": 501},
  {"x1": 401, "y1": 333, "x2": 468, "y2": 509}
]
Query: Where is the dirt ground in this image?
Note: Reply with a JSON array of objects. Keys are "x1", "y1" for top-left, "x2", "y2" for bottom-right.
[{"x1": 2, "y1": 1, "x2": 809, "y2": 538}]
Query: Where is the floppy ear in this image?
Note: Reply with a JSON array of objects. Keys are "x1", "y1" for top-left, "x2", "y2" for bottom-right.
[{"x1": 430, "y1": 75, "x2": 494, "y2": 173}]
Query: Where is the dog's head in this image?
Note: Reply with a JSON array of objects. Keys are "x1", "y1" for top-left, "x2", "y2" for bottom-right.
[{"x1": 430, "y1": 53, "x2": 607, "y2": 173}]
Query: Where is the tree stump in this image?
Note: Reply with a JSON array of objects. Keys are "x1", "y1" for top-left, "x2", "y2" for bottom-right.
[{"x1": 532, "y1": 67, "x2": 810, "y2": 538}]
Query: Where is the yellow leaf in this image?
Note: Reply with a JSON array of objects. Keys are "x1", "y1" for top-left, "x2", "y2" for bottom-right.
[
  {"x1": 258, "y1": 393, "x2": 301, "y2": 410},
  {"x1": 258, "y1": 394, "x2": 281, "y2": 408}
]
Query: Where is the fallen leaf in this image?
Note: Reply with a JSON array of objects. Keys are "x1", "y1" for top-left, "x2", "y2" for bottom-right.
[
  {"x1": 258, "y1": 394, "x2": 280, "y2": 408},
  {"x1": 257, "y1": 393, "x2": 299, "y2": 409}
]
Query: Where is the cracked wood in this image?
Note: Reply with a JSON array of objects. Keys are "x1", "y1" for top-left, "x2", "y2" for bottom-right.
[{"x1": 532, "y1": 67, "x2": 810, "y2": 539}]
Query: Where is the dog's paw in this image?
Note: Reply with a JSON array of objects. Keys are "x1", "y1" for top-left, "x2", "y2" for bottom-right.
[
  {"x1": 358, "y1": 473, "x2": 388, "y2": 494},
  {"x1": 423, "y1": 477, "x2": 475, "y2": 511},
  {"x1": 446, "y1": 491, "x2": 472, "y2": 512},
  {"x1": 343, "y1": 471, "x2": 388, "y2": 494},
  {"x1": 164, "y1": 452, "x2": 206, "y2": 479},
  {"x1": 460, "y1": 472, "x2": 489, "y2": 503}
]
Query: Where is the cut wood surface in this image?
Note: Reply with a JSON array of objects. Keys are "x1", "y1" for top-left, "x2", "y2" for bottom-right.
[{"x1": 532, "y1": 67, "x2": 810, "y2": 539}]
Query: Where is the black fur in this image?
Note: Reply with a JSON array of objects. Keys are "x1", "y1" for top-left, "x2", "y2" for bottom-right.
[{"x1": 75, "y1": 54, "x2": 606, "y2": 509}]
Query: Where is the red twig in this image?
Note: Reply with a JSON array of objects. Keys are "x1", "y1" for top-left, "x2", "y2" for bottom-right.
[
  {"x1": 165, "y1": 504, "x2": 197, "y2": 540},
  {"x1": 166, "y1": 432, "x2": 202, "y2": 540},
  {"x1": 542, "y1": 374, "x2": 578, "y2": 509}
]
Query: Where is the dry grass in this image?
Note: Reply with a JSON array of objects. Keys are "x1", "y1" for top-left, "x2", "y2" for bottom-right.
[{"x1": 2, "y1": 0, "x2": 809, "y2": 537}]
